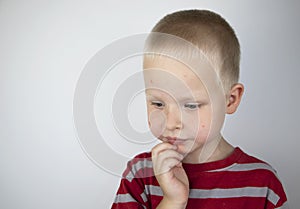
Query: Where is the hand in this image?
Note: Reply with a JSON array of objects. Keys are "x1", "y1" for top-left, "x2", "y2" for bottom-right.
[{"x1": 151, "y1": 142, "x2": 189, "y2": 208}]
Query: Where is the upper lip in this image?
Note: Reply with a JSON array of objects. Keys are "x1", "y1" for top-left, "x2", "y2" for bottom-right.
[
  {"x1": 165, "y1": 136, "x2": 177, "y2": 142},
  {"x1": 164, "y1": 136, "x2": 185, "y2": 143}
]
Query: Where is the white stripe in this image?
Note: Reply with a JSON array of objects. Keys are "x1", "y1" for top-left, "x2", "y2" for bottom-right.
[
  {"x1": 267, "y1": 188, "x2": 280, "y2": 205},
  {"x1": 145, "y1": 185, "x2": 163, "y2": 196},
  {"x1": 208, "y1": 163, "x2": 277, "y2": 175},
  {"x1": 145, "y1": 185, "x2": 280, "y2": 204},
  {"x1": 140, "y1": 192, "x2": 148, "y2": 202},
  {"x1": 125, "y1": 158, "x2": 153, "y2": 182},
  {"x1": 114, "y1": 193, "x2": 147, "y2": 209},
  {"x1": 114, "y1": 193, "x2": 136, "y2": 203},
  {"x1": 189, "y1": 187, "x2": 267, "y2": 198}
]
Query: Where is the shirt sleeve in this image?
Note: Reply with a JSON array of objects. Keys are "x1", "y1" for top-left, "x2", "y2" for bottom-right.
[
  {"x1": 111, "y1": 156, "x2": 150, "y2": 209},
  {"x1": 265, "y1": 170, "x2": 289, "y2": 209}
]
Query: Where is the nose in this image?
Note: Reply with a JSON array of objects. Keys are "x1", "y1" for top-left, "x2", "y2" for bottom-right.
[{"x1": 165, "y1": 104, "x2": 182, "y2": 131}]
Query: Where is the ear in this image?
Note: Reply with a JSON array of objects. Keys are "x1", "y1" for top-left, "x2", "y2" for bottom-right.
[{"x1": 226, "y1": 83, "x2": 244, "y2": 114}]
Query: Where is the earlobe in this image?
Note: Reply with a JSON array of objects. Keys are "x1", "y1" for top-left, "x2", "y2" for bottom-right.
[{"x1": 226, "y1": 83, "x2": 244, "y2": 114}]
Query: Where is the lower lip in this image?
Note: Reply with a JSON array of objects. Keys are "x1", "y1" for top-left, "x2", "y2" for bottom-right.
[{"x1": 165, "y1": 139, "x2": 175, "y2": 144}]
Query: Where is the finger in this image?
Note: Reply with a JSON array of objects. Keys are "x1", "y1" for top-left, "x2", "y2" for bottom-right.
[
  {"x1": 155, "y1": 149, "x2": 184, "y2": 162},
  {"x1": 155, "y1": 158, "x2": 182, "y2": 175},
  {"x1": 151, "y1": 142, "x2": 177, "y2": 157},
  {"x1": 175, "y1": 162, "x2": 183, "y2": 168},
  {"x1": 153, "y1": 150, "x2": 184, "y2": 175},
  {"x1": 152, "y1": 149, "x2": 184, "y2": 170}
]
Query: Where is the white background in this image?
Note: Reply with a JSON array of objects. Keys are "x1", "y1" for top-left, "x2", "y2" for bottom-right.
[{"x1": 1, "y1": 0, "x2": 299, "y2": 208}]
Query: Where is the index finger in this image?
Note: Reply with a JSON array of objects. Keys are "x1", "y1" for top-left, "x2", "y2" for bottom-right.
[{"x1": 151, "y1": 142, "x2": 177, "y2": 158}]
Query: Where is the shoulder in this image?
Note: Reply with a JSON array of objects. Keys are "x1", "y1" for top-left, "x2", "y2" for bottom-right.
[
  {"x1": 122, "y1": 152, "x2": 154, "y2": 181},
  {"x1": 113, "y1": 152, "x2": 153, "y2": 208},
  {"x1": 234, "y1": 147, "x2": 278, "y2": 176},
  {"x1": 235, "y1": 148, "x2": 288, "y2": 207}
]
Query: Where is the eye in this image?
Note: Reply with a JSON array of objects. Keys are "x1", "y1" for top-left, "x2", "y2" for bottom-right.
[
  {"x1": 184, "y1": 103, "x2": 201, "y2": 110},
  {"x1": 150, "y1": 101, "x2": 165, "y2": 109}
]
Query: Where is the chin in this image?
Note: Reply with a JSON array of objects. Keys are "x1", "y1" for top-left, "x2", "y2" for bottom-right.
[{"x1": 177, "y1": 141, "x2": 195, "y2": 155}]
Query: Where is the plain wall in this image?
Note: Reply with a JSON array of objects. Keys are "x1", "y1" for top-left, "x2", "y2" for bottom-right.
[{"x1": 0, "y1": 0, "x2": 299, "y2": 208}]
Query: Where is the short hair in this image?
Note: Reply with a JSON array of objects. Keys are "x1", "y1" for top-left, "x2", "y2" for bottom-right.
[{"x1": 144, "y1": 9, "x2": 240, "y2": 93}]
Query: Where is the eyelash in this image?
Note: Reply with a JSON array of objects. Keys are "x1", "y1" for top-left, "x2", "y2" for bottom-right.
[
  {"x1": 184, "y1": 103, "x2": 202, "y2": 110},
  {"x1": 150, "y1": 101, "x2": 164, "y2": 108},
  {"x1": 150, "y1": 101, "x2": 202, "y2": 110}
]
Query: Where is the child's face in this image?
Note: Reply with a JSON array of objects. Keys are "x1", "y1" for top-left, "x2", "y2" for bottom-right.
[{"x1": 143, "y1": 56, "x2": 226, "y2": 158}]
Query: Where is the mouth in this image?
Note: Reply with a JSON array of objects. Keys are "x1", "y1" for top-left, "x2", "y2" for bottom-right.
[{"x1": 164, "y1": 136, "x2": 186, "y2": 145}]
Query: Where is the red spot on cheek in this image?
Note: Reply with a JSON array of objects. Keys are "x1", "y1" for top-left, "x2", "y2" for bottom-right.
[{"x1": 201, "y1": 124, "x2": 205, "y2": 128}]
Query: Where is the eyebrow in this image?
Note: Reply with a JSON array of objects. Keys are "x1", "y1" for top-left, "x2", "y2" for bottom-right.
[
  {"x1": 145, "y1": 94, "x2": 160, "y2": 99},
  {"x1": 177, "y1": 95, "x2": 208, "y2": 102},
  {"x1": 146, "y1": 93, "x2": 208, "y2": 102}
]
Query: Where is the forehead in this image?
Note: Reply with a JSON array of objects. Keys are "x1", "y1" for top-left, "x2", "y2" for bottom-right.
[
  {"x1": 143, "y1": 56, "x2": 208, "y2": 86},
  {"x1": 144, "y1": 55, "x2": 195, "y2": 75},
  {"x1": 143, "y1": 56, "x2": 209, "y2": 98}
]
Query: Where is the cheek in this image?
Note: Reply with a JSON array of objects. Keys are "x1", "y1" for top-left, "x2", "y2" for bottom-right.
[
  {"x1": 194, "y1": 113, "x2": 223, "y2": 142},
  {"x1": 147, "y1": 109, "x2": 166, "y2": 137},
  {"x1": 183, "y1": 110, "x2": 212, "y2": 140},
  {"x1": 197, "y1": 124, "x2": 210, "y2": 139}
]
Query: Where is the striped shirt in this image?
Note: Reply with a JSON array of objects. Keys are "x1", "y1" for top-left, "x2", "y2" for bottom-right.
[{"x1": 112, "y1": 147, "x2": 288, "y2": 209}]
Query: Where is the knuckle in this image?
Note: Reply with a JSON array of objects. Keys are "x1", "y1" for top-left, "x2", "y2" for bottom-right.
[{"x1": 151, "y1": 144, "x2": 160, "y2": 155}]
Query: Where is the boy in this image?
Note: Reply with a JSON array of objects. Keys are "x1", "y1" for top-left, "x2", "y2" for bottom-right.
[{"x1": 111, "y1": 9, "x2": 288, "y2": 209}]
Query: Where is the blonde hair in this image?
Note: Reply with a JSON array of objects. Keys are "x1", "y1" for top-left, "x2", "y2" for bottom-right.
[{"x1": 144, "y1": 9, "x2": 240, "y2": 93}]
